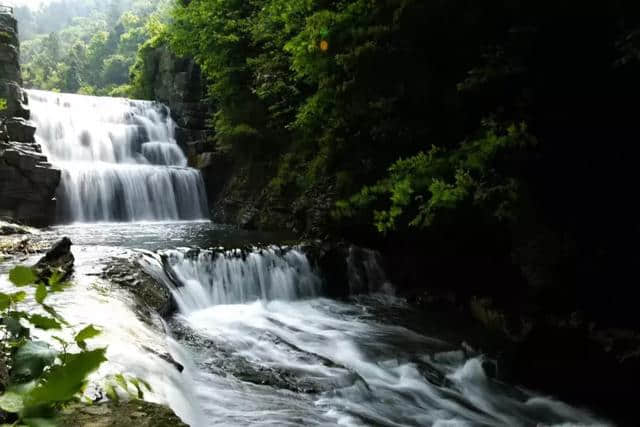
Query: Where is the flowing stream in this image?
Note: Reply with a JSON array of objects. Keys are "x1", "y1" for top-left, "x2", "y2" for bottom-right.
[{"x1": 0, "y1": 91, "x2": 613, "y2": 426}]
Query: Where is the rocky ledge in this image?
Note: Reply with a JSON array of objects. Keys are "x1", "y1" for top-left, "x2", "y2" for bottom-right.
[
  {"x1": 59, "y1": 401, "x2": 188, "y2": 427},
  {"x1": 1, "y1": 11, "x2": 60, "y2": 226}
]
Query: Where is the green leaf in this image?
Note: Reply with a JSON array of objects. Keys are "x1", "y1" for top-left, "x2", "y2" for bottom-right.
[
  {"x1": 12, "y1": 341, "x2": 58, "y2": 382},
  {"x1": 139, "y1": 377, "x2": 152, "y2": 392},
  {"x1": 0, "y1": 293, "x2": 10, "y2": 311},
  {"x1": 26, "y1": 349, "x2": 107, "y2": 407},
  {"x1": 11, "y1": 291, "x2": 27, "y2": 304},
  {"x1": 35, "y1": 284, "x2": 47, "y2": 305},
  {"x1": 41, "y1": 305, "x2": 68, "y2": 326},
  {"x1": 0, "y1": 391, "x2": 24, "y2": 413},
  {"x1": 105, "y1": 383, "x2": 119, "y2": 403},
  {"x1": 114, "y1": 374, "x2": 128, "y2": 392},
  {"x1": 49, "y1": 280, "x2": 71, "y2": 293},
  {"x1": 74, "y1": 325, "x2": 101, "y2": 350},
  {"x1": 27, "y1": 315, "x2": 62, "y2": 331},
  {"x1": 48, "y1": 269, "x2": 63, "y2": 287},
  {"x1": 9, "y1": 266, "x2": 37, "y2": 287},
  {"x1": 128, "y1": 377, "x2": 143, "y2": 399}
]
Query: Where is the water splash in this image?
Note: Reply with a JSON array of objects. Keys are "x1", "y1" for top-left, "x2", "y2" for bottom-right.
[{"x1": 27, "y1": 90, "x2": 208, "y2": 223}]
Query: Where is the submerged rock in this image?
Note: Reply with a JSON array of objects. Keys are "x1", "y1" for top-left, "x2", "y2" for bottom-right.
[{"x1": 58, "y1": 401, "x2": 187, "y2": 427}]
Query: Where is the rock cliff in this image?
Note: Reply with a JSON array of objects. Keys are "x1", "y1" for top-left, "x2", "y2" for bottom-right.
[{"x1": 0, "y1": 10, "x2": 60, "y2": 226}]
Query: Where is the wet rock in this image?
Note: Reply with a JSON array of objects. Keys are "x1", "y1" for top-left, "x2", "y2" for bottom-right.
[
  {"x1": 34, "y1": 237, "x2": 74, "y2": 281},
  {"x1": 0, "y1": 220, "x2": 33, "y2": 236},
  {"x1": 5, "y1": 118, "x2": 36, "y2": 143},
  {"x1": 141, "y1": 345, "x2": 184, "y2": 372},
  {"x1": 58, "y1": 401, "x2": 187, "y2": 427},
  {"x1": 171, "y1": 319, "x2": 359, "y2": 394},
  {"x1": 103, "y1": 256, "x2": 176, "y2": 319}
]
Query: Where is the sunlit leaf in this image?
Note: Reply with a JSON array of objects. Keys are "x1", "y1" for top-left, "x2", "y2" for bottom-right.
[
  {"x1": 114, "y1": 374, "x2": 128, "y2": 392},
  {"x1": 35, "y1": 284, "x2": 48, "y2": 305},
  {"x1": 11, "y1": 291, "x2": 27, "y2": 304},
  {"x1": 9, "y1": 266, "x2": 37, "y2": 287},
  {"x1": 74, "y1": 325, "x2": 101, "y2": 345},
  {"x1": 26, "y1": 348, "x2": 107, "y2": 406}
]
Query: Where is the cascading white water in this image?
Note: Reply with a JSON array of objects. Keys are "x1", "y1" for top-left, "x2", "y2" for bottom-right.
[
  {"x1": 26, "y1": 90, "x2": 209, "y2": 223},
  {"x1": 137, "y1": 245, "x2": 611, "y2": 427},
  {"x1": 141, "y1": 247, "x2": 322, "y2": 313}
]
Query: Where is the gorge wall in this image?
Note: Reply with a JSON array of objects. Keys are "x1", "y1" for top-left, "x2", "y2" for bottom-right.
[
  {"x1": 143, "y1": 43, "x2": 334, "y2": 235},
  {"x1": 0, "y1": 11, "x2": 60, "y2": 226}
]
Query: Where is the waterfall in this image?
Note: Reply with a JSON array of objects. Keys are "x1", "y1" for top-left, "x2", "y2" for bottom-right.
[
  {"x1": 139, "y1": 247, "x2": 322, "y2": 313},
  {"x1": 27, "y1": 90, "x2": 209, "y2": 223}
]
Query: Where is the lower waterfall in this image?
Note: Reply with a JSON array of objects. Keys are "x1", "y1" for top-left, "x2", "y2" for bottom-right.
[
  {"x1": 27, "y1": 90, "x2": 209, "y2": 223},
  {"x1": 135, "y1": 244, "x2": 609, "y2": 427}
]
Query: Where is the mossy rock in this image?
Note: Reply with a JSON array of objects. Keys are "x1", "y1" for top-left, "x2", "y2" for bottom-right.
[{"x1": 58, "y1": 401, "x2": 188, "y2": 427}]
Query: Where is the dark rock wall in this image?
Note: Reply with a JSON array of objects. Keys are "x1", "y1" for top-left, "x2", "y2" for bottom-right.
[
  {"x1": 144, "y1": 45, "x2": 213, "y2": 161},
  {"x1": 147, "y1": 42, "x2": 336, "y2": 234},
  {"x1": 0, "y1": 11, "x2": 60, "y2": 226}
]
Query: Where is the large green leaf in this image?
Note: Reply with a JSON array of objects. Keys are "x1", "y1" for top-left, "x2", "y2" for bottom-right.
[
  {"x1": 74, "y1": 325, "x2": 101, "y2": 350},
  {"x1": 12, "y1": 341, "x2": 58, "y2": 383},
  {"x1": 26, "y1": 348, "x2": 107, "y2": 407},
  {"x1": 27, "y1": 315, "x2": 62, "y2": 331},
  {"x1": 9, "y1": 267, "x2": 37, "y2": 287}
]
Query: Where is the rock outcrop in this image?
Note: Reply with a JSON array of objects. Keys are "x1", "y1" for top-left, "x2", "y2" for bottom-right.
[
  {"x1": 0, "y1": 10, "x2": 60, "y2": 226},
  {"x1": 142, "y1": 44, "x2": 213, "y2": 162},
  {"x1": 58, "y1": 401, "x2": 188, "y2": 427},
  {"x1": 34, "y1": 236, "x2": 74, "y2": 281}
]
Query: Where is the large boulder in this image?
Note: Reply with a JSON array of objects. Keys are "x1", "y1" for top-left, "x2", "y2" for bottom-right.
[{"x1": 34, "y1": 237, "x2": 74, "y2": 281}]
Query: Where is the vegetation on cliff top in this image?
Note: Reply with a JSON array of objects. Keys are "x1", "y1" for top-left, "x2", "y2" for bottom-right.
[{"x1": 16, "y1": 0, "x2": 171, "y2": 96}]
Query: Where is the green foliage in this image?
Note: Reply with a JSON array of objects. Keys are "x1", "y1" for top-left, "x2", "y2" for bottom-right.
[
  {"x1": 20, "y1": 0, "x2": 172, "y2": 96},
  {"x1": 103, "y1": 374, "x2": 151, "y2": 402},
  {"x1": 12, "y1": 341, "x2": 57, "y2": 383},
  {"x1": 0, "y1": 264, "x2": 142, "y2": 424},
  {"x1": 337, "y1": 122, "x2": 537, "y2": 232},
  {"x1": 8, "y1": 267, "x2": 37, "y2": 287},
  {"x1": 0, "y1": 98, "x2": 6, "y2": 112}
]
